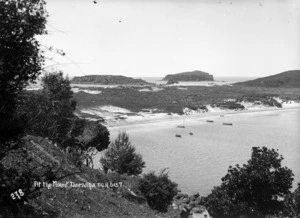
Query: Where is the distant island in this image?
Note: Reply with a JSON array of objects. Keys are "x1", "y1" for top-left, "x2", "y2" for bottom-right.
[
  {"x1": 71, "y1": 75, "x2": 151, "y2": 85},
  {"x1": 234, "y1": 70, "x2": 300, "y2": 88},
  {"x1": 162, "y1": 70, "x2": 214, "y2": 81}
]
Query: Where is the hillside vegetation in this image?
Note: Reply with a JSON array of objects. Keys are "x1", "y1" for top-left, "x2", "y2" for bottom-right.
[
  {"x1": 73, "y1": 85, "x2": 300, "y2": 116},
  {"x1": 71, "y1": 75, "x2": 151, "y2": 85},
  {"x1": 1, "y1": 135, "x2": 177, "y2": 218},
  {"x1": 234, "y1": 70, "x2": 300, "y2": 88},
  {"x1": 162, "y1": 70, "x2": 214, "y2": 81}
]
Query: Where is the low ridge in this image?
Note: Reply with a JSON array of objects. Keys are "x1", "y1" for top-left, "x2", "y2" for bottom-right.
[
  {"x1": 234, "y1": 70, "x2": 300, "y2": 88},
  {"x1": 71, "y1": 75, "x2": 150, "y2": 85}
]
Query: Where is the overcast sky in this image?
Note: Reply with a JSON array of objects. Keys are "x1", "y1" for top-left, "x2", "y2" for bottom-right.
[{"x1": 40, "y1": 0, "x2": 300, "y2": 78}]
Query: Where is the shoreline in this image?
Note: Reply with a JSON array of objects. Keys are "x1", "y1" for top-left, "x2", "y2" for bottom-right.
[{"x1": 106, "y1": 106, "x2": 300, "y2": 131}]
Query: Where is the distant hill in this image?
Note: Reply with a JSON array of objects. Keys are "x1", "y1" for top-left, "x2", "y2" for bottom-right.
[
  {"x1": 234, "y1": 70, "x2": 300, "y2": 88},
  {"x1": 71, "y1": 75, "x2": 151, "y2": 85},
  {"x1": 162, "y1": 70, "x2": 214, "y2": 81}
]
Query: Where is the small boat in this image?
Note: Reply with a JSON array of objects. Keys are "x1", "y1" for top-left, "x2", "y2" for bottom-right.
[
  {"x1": 206, "y1": 120, "x2": 214, "y2": 123},
  {"x1": 220, "y1": 115, "x2": 224, "y2": 117},
  {"x1": 223, "y1": 123, "x2": 233, "y2": 126},
  {"x1": 175, "y1": 134, "x2": 181, "y2": 138},
  {"x1": 177, "y1": 125, "x2": 185, "y2": 128},
  {"x1": 189, "y1": 132, "x2": 193, "y2": 135}
]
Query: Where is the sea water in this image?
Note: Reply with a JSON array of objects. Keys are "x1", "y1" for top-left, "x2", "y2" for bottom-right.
[
  {"x1": 96, "y1": 108, "x2": 300, "y2": 195},
  {"x1": 135, "y1": 76, "x2": 257, "y2": 84}
]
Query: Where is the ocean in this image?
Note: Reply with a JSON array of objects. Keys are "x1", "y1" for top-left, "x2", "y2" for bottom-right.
[
  {"x1": 135, "y1": 76, "x2": 257, "y2": 84},
  {"x1": 95, "y1": 108, "x2": 300, "y2": 195}
]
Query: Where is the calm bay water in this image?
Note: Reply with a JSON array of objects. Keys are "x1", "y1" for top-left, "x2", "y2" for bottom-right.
[
  {"x1": 135, "y1": 76, "x2": 257, "y2": 84},
  {"x1": 96, "y1": 109, "x2": 300, "y2": 195}
]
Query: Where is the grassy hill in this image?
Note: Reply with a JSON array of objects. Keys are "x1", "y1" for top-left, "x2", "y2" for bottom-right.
[{"x1": 234, "y1": 70, "x2": 300, "y2": 88}]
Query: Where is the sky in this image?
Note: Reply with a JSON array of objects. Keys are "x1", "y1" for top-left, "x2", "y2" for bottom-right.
[{"x1": 39, "y1": 0, "x2": 300, "y2": 78}]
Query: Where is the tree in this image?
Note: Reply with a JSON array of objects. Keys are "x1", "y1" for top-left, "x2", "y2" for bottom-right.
[
  {"x1": 62, "y1": 117, "x2": 110, "y2": 167},
  {"x1": 0, "y1": 0, "x2": 48, "y2": 215},
  {"x1": 64, "y1": 118, "x2": 110, "y2": 152},
  {"x1": 138, "y1": 169, "x2": 178, "y2": 212},
  {"x1": 20, "y1": 71, "x2": 76, "y2": 146},
  {"x1": 294, "y1": 184, "x2": 300, "y2": 215},
  {"x1": 0, "y1": 0, "x2": 47, "y2": 146},
  {"x1": 21, "y1": 72, "x2": 110, "y2": 168},
  {"x1": 100, "y1": 132, "x2": 145, "y2": 175},
  {"x1": 283, "y1": 183, "x2": 300, "y2": 217},
  {"x1": 205, "y1": 147, "x2": 294, "y2": 218},
  {"x1": 40, "y1": 71, "x2": 76, "y2": 145}
]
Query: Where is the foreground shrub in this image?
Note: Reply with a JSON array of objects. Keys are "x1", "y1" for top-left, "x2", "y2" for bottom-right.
[
  {"x1": 138, "y1": 169, "x2": 178, "y2": 212},
  {"x1": 205, "y1": 146, "x2": 294, "y2": 218},
  {"x1": 294, "y1": 184, "x2": 300, "y2": 215},
  {"x1": 100, "y1": 132, "x2": 145, "y2": 175},
  {"x1": 62, "y1": 117, "x2": 110, "y2": 167},
  {"x1": 283, "y1": 183, "x2": 300, "y2": 217}
]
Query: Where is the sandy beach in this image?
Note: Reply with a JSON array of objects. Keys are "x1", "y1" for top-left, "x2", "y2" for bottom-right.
[{"x1": 105, "y1": 103, "x2": 300, "y2": 131}]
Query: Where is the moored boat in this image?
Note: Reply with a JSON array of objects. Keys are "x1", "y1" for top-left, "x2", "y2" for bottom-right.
[{"x1": 177, "y1": 125, "x2": 185, "y2": 128}]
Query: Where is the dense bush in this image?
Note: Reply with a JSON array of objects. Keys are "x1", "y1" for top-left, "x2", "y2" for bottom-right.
[
  {"x1": 0, "y1": 0, "x2": 47, "y2": 146},
  {"x1": 238, "y1": 94, "x2": 282, "y2": 108},
  {"x1": 294, "y1": 184, "x2": 300, "y2": 215},
  {"x1": 63, "y1": 117, "x2": 110, "y2": 152},
  {"x1": 138, "y1": 169, "x2": 178, "y2": 212},
  {"x1": 283, "y1": 183, "x2": 300, "y2": 217},
  {"x1": 0, "y1": 0, "x2": 48, "y2": 215},
  {"x1": 205, "y1": 147, "x2": 294, "y2": 218},
  {"x1": 20, "y1": 72, "x2": 76, "y2": 146},
  {"x1": 214, "y1": 101, "x2": 245, "y2": 110},
  {"x1": 166, "y1": 80, "x2": 179, "y2": 85},
  {"x1": 100, "y1": 132, "x2": 145, "y2": 175}
]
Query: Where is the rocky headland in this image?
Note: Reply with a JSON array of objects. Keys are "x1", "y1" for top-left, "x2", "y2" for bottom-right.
[
  {"x1": 162, "y1": 70, "x2": 214, "y2": 81},
  {"x1": 71, "y1": 75, "x2": 151, "y2": 86}
]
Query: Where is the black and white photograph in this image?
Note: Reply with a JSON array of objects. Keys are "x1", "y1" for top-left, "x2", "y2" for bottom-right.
[{"x1": 1, "y1": 0, "x2": 300, "y2": 217}]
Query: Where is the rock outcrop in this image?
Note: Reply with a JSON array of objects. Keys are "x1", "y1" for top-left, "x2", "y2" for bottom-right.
[
  {"x1": 172, "y1": 192, "x2": 211, "y2": 218},
  {"x1": 163, "y1": 71, "x2": 214, "y2": 81}
]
